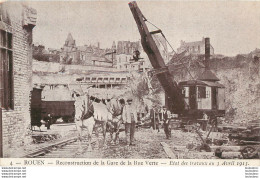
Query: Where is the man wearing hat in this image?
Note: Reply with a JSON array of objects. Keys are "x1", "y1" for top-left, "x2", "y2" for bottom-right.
[
  {"x1": 122, "y1": 98, "x2": 137, "y2": 146},
  {"x1": 162, "y1": 106, "x2": 171, "y2": 139}
]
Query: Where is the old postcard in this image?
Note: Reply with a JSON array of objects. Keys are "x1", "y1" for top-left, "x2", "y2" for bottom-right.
[{"x1": 0, "y1": 0, "x2": 259, "y2": 167}]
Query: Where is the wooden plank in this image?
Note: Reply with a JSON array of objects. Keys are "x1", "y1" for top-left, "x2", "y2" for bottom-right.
[
  {"x1": 195, "y1": 152, "x2": 242, "y2": 159},
  {"x1": 160, "y1": 142, "x2": 177, "y2": 159},
  {"x1": 240, "y1": 140, "x2": 260, "y2": 144},
  {"x1": 173, "y1": 146, "x2": 242, "y2": 152}
]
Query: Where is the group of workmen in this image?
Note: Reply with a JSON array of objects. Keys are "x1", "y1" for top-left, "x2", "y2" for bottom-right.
[
  {"x1": 149, "y1": 106, "x2": 172, "y2": 139},
  {"x1": 116, "y1": 99, "x2": 173, "y2": 146},
  {"x1": 107, "y1": 98, "x2": 173, "y2": 146}
]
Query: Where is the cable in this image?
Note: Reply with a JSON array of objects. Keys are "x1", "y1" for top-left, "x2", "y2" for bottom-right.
[
  {"x1": 146, "y1": 20, "x2": 161, "y2": 31},
  {"x1": 146, "y1": 20, "x2": 176, "y2": 54},
  {"x1": 145, "y1": 19, "x2": 194, "y2": 79}
]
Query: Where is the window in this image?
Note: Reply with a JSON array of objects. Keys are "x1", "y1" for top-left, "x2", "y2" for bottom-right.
[
  {"x1": 182, "y1": 88, "x2": 185, "y2": 96},
  {"x1": 104, "y1": 78, "x2": 108, "y2": 83},
  {"x1": 97, "y1": 78, "x2": 103, "y2": 82},
  {"x1": 198, "y1": 86, "x2": 206, "y2": 98},
  {"x1": 182, "y1": 87, "x2": 189, "y2": 98},
  {"x1": 206, "y1": 90, "x2": 210, "y2": 98},
  {"x1": 0, "y1": 27, "x2": 13, "y2": 110}
]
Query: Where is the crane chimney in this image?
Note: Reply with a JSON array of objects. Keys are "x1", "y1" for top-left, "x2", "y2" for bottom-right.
[
  {"x1": 197, "y1": 37, "x2": 220, "y2": 82},
  {"x1": 205, "y1": 37, "x2": 210, "y2": 69}
]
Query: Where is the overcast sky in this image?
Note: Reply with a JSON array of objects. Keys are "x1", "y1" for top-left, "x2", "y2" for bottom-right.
[{"x1": 24, "y1": 1, "x2": 260, "y2": 56}]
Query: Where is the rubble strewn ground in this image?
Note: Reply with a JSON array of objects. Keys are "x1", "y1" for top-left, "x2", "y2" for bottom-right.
[
  {"x1": 79, "y1": 126, "x2": 227, "y2": 159},
  {"x1": 12, "y1": 122, "x2": 257, "y2": 158}
]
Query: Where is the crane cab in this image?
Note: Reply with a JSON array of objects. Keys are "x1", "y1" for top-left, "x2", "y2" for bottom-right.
[
  {"x1": 165, "y1": 69, "x2": 225, "y2": 121},
  {"x1": 179, "y1": 79, "x2": 225, "y2": 116}
]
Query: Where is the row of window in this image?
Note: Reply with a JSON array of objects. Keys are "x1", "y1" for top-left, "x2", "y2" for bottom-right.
[
  {"x1": 81, "y1": 77, "x2": 128, "y2": 83},
  {"x1": 118, "y1": 64, "x2": 140, "y2": 70},
  {"x1": 187, "y1": 45, "x2": 201, "y2": 53},
  {"x1": 182, "y1": 86, "x2": 211, "y2": 99}
]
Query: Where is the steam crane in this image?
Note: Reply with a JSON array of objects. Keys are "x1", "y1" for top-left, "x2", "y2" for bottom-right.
[
  {"x1": 129, "y1": 1, "x2": 225, "y2": 124},
  {"x1": 129, "y1": 1, "x2": 186, "y2": 114}
]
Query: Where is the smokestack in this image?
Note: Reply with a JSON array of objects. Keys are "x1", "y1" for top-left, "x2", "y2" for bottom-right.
[
  {"x1": 197, "y1": 37, "x2": 220, "y2": 82},
  {"x1": 205, "y1": 37, "x2": 210, "y2": 69}
]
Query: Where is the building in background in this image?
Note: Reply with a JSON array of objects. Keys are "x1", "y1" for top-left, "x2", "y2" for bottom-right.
[
  {"x1": 177, "y1": 37, "x2": 214, "y2": 55},
  {"x1": 153, "y1": 34, "x2": 170, "y2": 64},
  {"x1": 0, "y1": 2, "x2": 37, "y2": 157},
  {"x1": 115, "y1": 40, "x2": 151, "y2": 72},
  {"x1": 116, "y1": 40, "x2": 140, "y2": 55},
  {"x1": 33, "y1": 35, "x2": 152, "y2": 72},
  {"x1": 59, "y1": 33, "x2": 113, "y2": 67}
]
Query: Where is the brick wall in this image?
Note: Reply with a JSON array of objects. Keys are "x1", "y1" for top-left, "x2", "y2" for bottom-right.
[{"x1": 1, "y1": 3, "x2": 36, "y2": 157}]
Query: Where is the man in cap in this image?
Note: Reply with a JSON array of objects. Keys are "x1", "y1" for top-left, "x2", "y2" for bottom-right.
[
  {"x1": 162, "y1": 106, "x2": 171, "y2": 139},
  {"x1": 122, "y1": 98, "x2": 137, "y2": 146}
]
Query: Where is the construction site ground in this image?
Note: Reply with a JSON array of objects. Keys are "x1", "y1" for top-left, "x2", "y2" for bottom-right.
[{"x1": 11, "y1": 122, "x2": 235, "y2": 158}]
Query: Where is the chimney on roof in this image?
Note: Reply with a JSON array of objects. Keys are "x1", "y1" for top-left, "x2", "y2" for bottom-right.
[
  {"x1": 205, "y1": 37, "x2": 210, "y2": 69},
  {"x1": 197, "y1": 37, "x2": 220, "y2": 82}
]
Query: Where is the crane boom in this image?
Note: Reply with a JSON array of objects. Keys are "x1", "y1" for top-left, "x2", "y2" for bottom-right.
[{"x1": 129, "y1": 1, "x2": 186, "y2": 113}]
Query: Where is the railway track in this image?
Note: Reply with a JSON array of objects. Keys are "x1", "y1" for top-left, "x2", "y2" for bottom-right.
[{"x1": 22, "y1": 136, "x2": 99, "y2": 158}]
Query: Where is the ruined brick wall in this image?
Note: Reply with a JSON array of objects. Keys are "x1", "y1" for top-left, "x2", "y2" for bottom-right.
[
  {"x1": 1, "y1": 3, "x2": 36, "y2": 157},
  {"x1": 169, "y1": 55, "x2": 260, "y2": 124}
]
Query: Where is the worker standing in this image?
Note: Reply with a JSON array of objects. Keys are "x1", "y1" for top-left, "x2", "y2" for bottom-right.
[
  {"x1": 149, "y1": 106, "x2": 155, "y2": 130},
  {"x1": 162, "y1": 106, "x2": 171, "y2": 139},
  {"x1": 154, "y1": 107, "x2": 160, "y2": 132},
  {"x1": 122, "y1": 98, "x2": 137, "y2": 146},
  {"x1": 201, "y1": 112, "x2": 209, "y2": 131}
]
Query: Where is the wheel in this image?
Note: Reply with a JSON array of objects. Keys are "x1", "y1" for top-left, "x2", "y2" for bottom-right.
[{"x1": 241, "y1": 146, "x2": 257, "y2": 159}]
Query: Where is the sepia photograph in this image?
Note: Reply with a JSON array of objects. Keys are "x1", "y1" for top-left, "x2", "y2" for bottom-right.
[{"x1": 0, "y1": 1, "x2": 259, "y2": 160}]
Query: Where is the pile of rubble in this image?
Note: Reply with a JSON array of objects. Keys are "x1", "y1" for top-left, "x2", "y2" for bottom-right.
[{"x1": 32, "y1": 134, "x2": 62, "y2": 144}]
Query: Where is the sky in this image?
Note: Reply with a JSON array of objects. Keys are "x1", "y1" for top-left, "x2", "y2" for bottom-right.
[{"x1": 22, "y1": 1, "x2": 260, "y2": 56}]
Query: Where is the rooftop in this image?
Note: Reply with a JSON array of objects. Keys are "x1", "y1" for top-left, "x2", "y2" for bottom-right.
[{"x1": 197, "y1": 69, "x2": 220, "y2": 82}]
